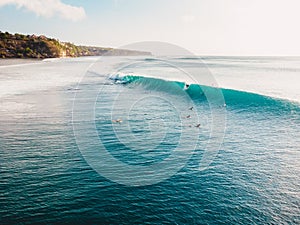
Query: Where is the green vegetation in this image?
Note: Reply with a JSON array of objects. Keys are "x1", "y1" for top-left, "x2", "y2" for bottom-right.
[{"x1": 0, "y1": 31, "x2": 151, "y2": 59}]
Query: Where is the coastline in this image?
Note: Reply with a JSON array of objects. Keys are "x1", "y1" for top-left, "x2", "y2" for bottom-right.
[{"x1": 1, "y1": 31, "x2": 152, "y2": 59}]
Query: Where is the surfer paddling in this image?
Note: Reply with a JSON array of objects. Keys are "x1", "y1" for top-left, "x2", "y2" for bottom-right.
[
  {"x1": 195, "y1": 123, "x2": 201, "y2": 128},
  {"x1": 112, "y1": 118, "x2": 122, "y2": 123}
]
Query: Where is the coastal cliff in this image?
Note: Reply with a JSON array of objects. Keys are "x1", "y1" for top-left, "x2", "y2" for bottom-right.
[{"x1": 0, "y1": 31, "x2": 151, "y2": 58}]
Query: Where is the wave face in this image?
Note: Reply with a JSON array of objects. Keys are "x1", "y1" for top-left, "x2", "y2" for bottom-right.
[{"x1": 111, "y1": 74, "x2": 300, "y2": 113}]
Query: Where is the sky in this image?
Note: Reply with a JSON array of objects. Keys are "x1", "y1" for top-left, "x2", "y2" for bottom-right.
[{"x1": 1, "y1": 0, "x2": 300, "y2": 56}]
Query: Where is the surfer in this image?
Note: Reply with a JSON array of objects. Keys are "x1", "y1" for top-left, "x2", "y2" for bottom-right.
[
  {"x1": 186, "y1": 115, "x2": 191, "y2": 118},
  {"x1": 112, "y1": 119, "x2": 122, "y2": 123},
  {"x1": 184, "y1": 84, "x2": 190, "y2": 90},
  {"x1": 189, "y1": 106, "x2": 193, "y2": 110},
  {"x1": 195, "y1": 123, "x2": 201, "y2": 128}
]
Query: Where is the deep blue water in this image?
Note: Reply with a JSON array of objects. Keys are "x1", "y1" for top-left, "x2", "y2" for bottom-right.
[{"x1": 0, "y1": 57, "x2": 299, "y2": 224}]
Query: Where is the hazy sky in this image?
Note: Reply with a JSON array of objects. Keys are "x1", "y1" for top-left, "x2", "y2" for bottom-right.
[{"x1": 1, "y1": 0, "x2": 300, "y2": 56}]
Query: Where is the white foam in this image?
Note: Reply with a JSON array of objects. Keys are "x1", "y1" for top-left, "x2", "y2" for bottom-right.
[{"x1": 0, "y1": 58, "x2": 94, "y2": 98}]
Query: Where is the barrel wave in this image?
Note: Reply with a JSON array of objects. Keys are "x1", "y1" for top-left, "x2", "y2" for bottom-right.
[{"x1": 110, "y1": 73, "x2": 300, "y2": 113}]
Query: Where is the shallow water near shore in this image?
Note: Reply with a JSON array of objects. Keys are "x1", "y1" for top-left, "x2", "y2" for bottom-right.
[{"x1": 0, "y1": 57, "x2": 299, "y2": 224}]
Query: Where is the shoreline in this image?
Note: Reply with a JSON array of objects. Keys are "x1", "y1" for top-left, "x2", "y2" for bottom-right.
[{"x1": 0, "y1": 58, "x2": 43, "y2": 66}]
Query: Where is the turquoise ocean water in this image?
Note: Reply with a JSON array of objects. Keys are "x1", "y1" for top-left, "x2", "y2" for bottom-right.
[{"x1": 0, "y1": 56, "x2": 299, "y2": 224}]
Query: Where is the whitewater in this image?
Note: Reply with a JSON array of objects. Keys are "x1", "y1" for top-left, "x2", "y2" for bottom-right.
[{"x1": 1, "y1": 56, "x2": 300, "y2": 104}]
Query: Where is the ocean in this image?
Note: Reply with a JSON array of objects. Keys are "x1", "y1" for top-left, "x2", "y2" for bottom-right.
[{"x1": 0, "y1": 56, "x2": 299, "y2": 224}]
